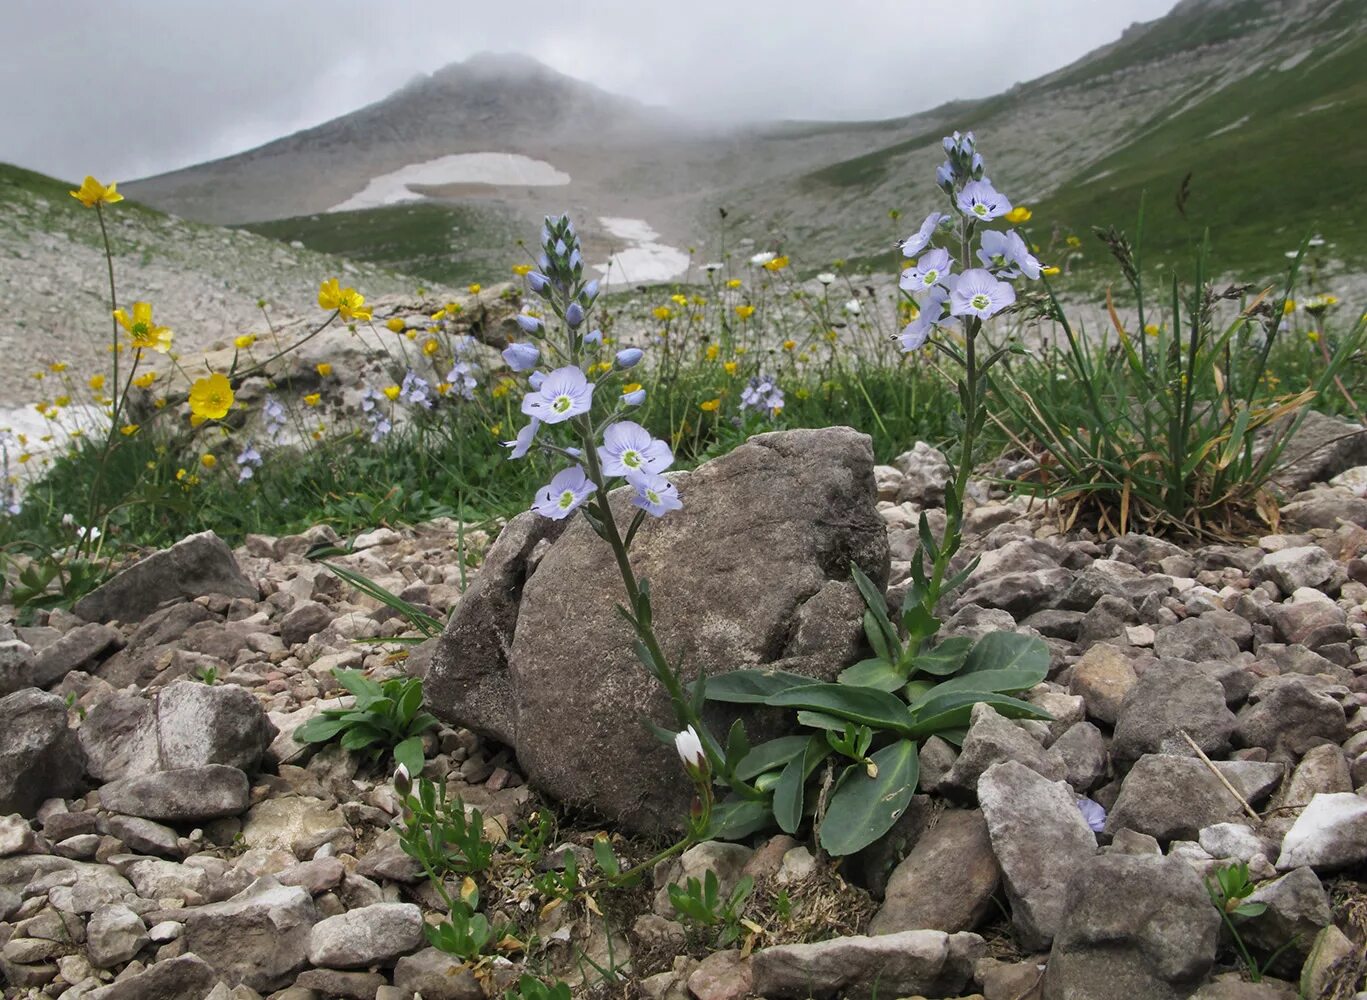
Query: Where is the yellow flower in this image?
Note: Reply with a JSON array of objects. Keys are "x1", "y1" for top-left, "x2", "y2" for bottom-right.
[
  {"x1": 670, "y1": 294, "x2": 688, "y2": 306},
  {"x1": 34, "y1": 401, "x2": 48, "y2": 414},
  {"x1": 49, "y1": 362, "x2": 68, "y2": 373},
  {"x1": 1004, "y1": 206, "x2": 1033, "y2": 224},
  {"x1": 699, "y1": 398, "x2": 721, "y2": 412},
  {"x1": 70, "y1": 176, "x2": 123, "y2": 207},
  {"x1": 120, "y1": 424, "x2": 139, "y2": 436},
  {"x1": 234, "y1": 334, "x2": 256, "y2": 349},
  {"x1": 726, "y1": 278, "x2": 743, "y2": 289},
  {"x1": 782, "y1": 339, "x2": 796, "y2": 351},
  {"x1": 588, "y1": 361, "x2": 613, "y2": 377},
  {"x1": 133, "y1": 371, "x2": 158, "y2": 389},
  {"x1": 735, "y1": 305, "x2": 755, "y2": 320},
  {"x1": 317, "y1": 278, "x2": 372, "y2": 321},
  {"x1": 113, "y1": 302, "x2": 173, "y2": 353},
  {"x1": 88, "y1": 374, "x2": 105, "y2": 391},
  {"x1": 303, "y1": 393, "x2": 321, "y2": 407},
  {"x1": 652, "y1": 306, "x2": 673, "y2": 321},
  {"x1": 1065, "y1": 235, "x2": 1082, "y2": 248},
  {"x1": 200, "y1": 453, "x2": 217, "y2": 469},
  {"x1": 622, "y1": 382, "x2": 642, "y2": 396},
  {"x1": 824, "y1": 329, "x2": 838, "y2": 342},
  {"x1": 423, "y1": 338, "x2": 440, "y2": 357},
  {"x1": 468, "y1": 283, "x2": 482, "y2": 295},
  {"x1": 512, "y1": 264, "x2": 532, "y2": 276},
  {"x1": 1307, "y1": 330, "x2": 1320, "y2": 343},
  {"x1": 1282, "y1": 299, "x2": 1296, "y2": 315},
  {"x1": 188, "y1": 373, "x2": 234, "y2": 421},
  {"x1": 54, "y1": 395, "x2": 71, "y2": 407},
  {"x1": 386, "y1": 317, "x2": 407, "y2": 334},
  {"x1": 705, "y1": 344, "x2": 720, "y2": 361},
  {"x1": 1144, "y1": 324, "x2": 1161, "y2": 337},
  {"x1": 1042, "y1": 265, "x2": 1061, "y2": 277},
  {"x1": 723, "y1": 361, "x2": 738, "y2": 375},
  {"x1": 316, "y1": 362, "x2": 332, "y2": 377},
  {"x1": 762, "y1": 255, "x2": 789, "y2": 272},
  {"x1": 431, "y1": 309, "x2": 447, "y2": 322},
  {"x1": 383, "y1": 385, "x2": 401, "y2": 401}
]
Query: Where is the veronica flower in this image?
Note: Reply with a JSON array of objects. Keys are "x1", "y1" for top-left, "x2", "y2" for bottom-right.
[
  {"x1": 899, "y1": 212, "x2": 948, "y2": 258},
  {"x1": 956, "y1": 179, "x2": 1012, "y2": 221},
  {"x1": 503, "y1": 418, "x2": 540, "y2": 459},
  {"x1": 400, "y1": 371, "x2": 433, "y2": 408},
  {"x1": 899, "y1": 286, "x2": 953, "y2": 352},
  {"x1": 369, "y1": 416, "x2": 392, "y2": 443},
  {"x1": 614, "y1": 348, "x2": 643, "y2": 369},
  {"x1": 528, "y1": 371, "x2": 546, "y2": 391},
  {"x1": 527, "y1": 271, "x2": 550, "y2": 295},
  {"x1": 978, "y1": 229, "x2": 1041, "y2": 279},
  {"x1": 740, "y1": 374, "x2": 785, "y2": 415},
  {"x1": 515, "y1": 313, "x2": 544, "y2": 335},
  {"x1": 532, "y1": 466, "x2": 597, "y2": 520},
  {"x1": 583, "y1": 329, "x2": 604, "y2": 347},
  {"x1": 949, "y1": 268, "x2": 1016, "y2": 319},
  {"x1": 599, "y1": 421, "x2": 673, "y2": 476},
  {"x1": 445, "y1": 362, "x2": 477, "y2": 401},
  {"x1": 1077, "y1": 797, "x2": 1106, "y2": 833},
  {"x1": 263, "y1": 395, "x2": 288, "y2": 442},
  {"x1": 565, "y1": 302, "x2": 586, "y2": 328},
  {"x1": 522, "y1": 366, "x2": 594, "y2": 424},
  {"x1": 627, "y1": 470, "x2": 682, "y2": 517},
  {"x1": 236, "y1": 443, "x2": 263, "y2": 482},
  {"x1": 936, "y1": 161, "x2": 955, "y2": 192},
  {"x1": 581, "y1": 279, "x2": 600, "y2": 302},
  {"x1": 503, "y1": 343, "x2": 540, "y2": 372},
  {"x1": 623, "y1": 386, "x2": 646, "y2": 406},
  {"x1": 899, "y1": 248, "x2": 952, "y2": 292}
]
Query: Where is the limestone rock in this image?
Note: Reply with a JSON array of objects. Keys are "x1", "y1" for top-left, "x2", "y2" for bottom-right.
[
  {"x1": 307, "y1": 902, "x2": 424, "y2": 968},
  {"x1": 1275, "y1": 793, "x2": 1367, "y2": 870},
  {"x1": 183, "y1": 877, "x2": 318, "y2": 991},
  {"x1": 1110, "y1": 660, "x2": 1235, "y2": 767},
  {"x1": 869, "y1": 809, "x2": 999, "y2": 934},
  {"x1": 98, "y1": 765, "x2": 249, "y2": 822},
  {"x1": 393, "y1": 947, "x2": 485, "y2": 1000},
  {"x1": 74, "y1": 530, "x2": 257, "y2": 623},
  {"x1": 0, "y1": 688, "x2": 84, "y2": 817},
  {"x1": 750, "y1": 929, "x2": 983, "y2": 999}
]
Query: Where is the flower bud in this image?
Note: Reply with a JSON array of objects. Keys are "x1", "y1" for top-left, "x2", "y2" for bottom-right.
[
  {"x1": 526, "y1": 271, "x2": 550, "y2": 295},
  {"x1": 502, "y1": 342, "x2": 540, "y2": 372},
  {"x1": 614, "y1": 348, "x2": 643, "y2": 369},
  {"x1": 674, "y1": 726, "x2": 706, "y2": 773},
  {"x1": 393, "y1": 762, "x2": 412, "y2": 797},
  {"x1": 583, "y1": 329, "x2": 603, "y2": 346},
  {"x1": 528, "y1": 371, "x2": 546, "y2": 390},
  {"x1": 566, "y1": 302, "x2": 586, "y2": 328},
  {"x1": 581, "y1": 279, "x2": 600, "y2": 303},
  {"x1": 623, "y1": 387, "x2": 646, "y2": 406},
  {"x1": 515, "y1": 313, "x2": 544, "y2": 335}
]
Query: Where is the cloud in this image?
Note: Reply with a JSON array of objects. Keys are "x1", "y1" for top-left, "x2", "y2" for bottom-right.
[{"x1": 0, "y1": 0, "x2": 1177, "y2": 182}]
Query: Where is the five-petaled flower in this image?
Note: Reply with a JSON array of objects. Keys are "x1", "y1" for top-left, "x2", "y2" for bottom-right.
[
  {"x1": 955, "y1": 179, "x2": 1012, "y2": 221},
  {"x1": 188, "y1": 373, "x2": 234, "y2": 421},
  {"x1": 899, "y1": 212, "x2": 947, "y2": 258},
  {"x1": 70, "y1": 176, "x2": 123, "y2": 208},
  {"x1": 627, "y1": 469, "x2": 682, "y2": 517},
  {"x1": 598, "y1": 421, "x2": 673, "y2": 477},
  {"x1": 317, "y1": 279, "x2": 372, "y2": 321},
  {"x1": 532, "y1": 466, "x2": 597, "y2": 520},
  {"x1": 899, "y1": 248, "x2": 953, "y2": 292},
  {"x1": 113, "y1": 302, "x2": 173, "y2": 353},
  {"x1": 521, "y1": 366, "x2": 594, "y2": 424}
]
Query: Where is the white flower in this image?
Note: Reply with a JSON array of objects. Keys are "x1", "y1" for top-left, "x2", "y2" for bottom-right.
[
  {"x1": 749, "y1": 251, "x2": 777, "y2": 267},
  {"x1": 816, "y1": 272, "x2": 835, "y2": 285},
  {"x1": 674, "y1": 726, "x2": 705, "y2": 768},
  {"x1": 843, "y1": 298, "x2": 862, "y2": 315},
  {"x1": 702, "y1": 262, "x2": 724, "y2": 273}
]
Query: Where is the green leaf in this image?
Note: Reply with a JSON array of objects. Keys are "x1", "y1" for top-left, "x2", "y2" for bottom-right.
[
  {"x1": 592, "y1": 836, "x2": 620, "y2": 877},
  {"x1": 817, "y1": 740, "x2": 919, "y2": 856},
  {"x1": 734, "y1": 736, "x2": 810, "y2": 781},
  {"x1": 701, "y1": 669, "x2": 819, "y2": 704},
  {"x1": 392, "y1": 735, "x2": 425, "y2": 776},
  {"x1": 763, "y1": 684, "x2": 913, "y2": 734},
  {"x1": 796, "y1": 710, "x2": 852, "y2": 731},
  {"x1": 772, "y1": 736, "x2": 828, "y2": 835},
  {"x1": 340, "y1": 724, "x2": 386, "y2": 751},
  {"x1": 907, "y1": 691, "x2": 1052, "y2": 739},
  {"x1": 909, "y1": 636, "x2": 973, "y2": 677},
  {"x1": 961, "y1": 632, "x2": 1050, "y2": 676},
  {"x1": 863, "y1": 611, "x2": 894, "y2": 663},
  {"x1": 905, "y1": 668, "x2": 1048, "y2": 713},
  {"x1": 850, "y1": 564, "x2": 899, "y2": 656},
  {"x1": 724, "y1": 720, "x2": 751, "y2": 771},
  {"x1": 837, "y1": 657, "x2": 905, "y2": 692},
  {"x1": 333, "y1": 669, "x2": 383, "y2": 703},
  {"x1": 397, "y1": 681, "x2": 424, "y2": 723},
  {"x1": 706, "y1": 798, "x2": 774, "y2": 841},
  {"x1": 293, "y1": 716, "x2": 350, "y2": 745}
]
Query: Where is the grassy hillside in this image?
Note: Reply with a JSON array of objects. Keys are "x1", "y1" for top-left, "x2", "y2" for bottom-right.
[{"x1": 240, "y1": 201, "x2": 522, "y2": 287}]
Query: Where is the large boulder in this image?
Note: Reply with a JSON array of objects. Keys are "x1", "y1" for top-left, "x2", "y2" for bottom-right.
[
  {"x1": 1273, "y1": 411, "x2": 1367, "y2": 492},
  {"x1": 73, "y1": 530, "x2": 257, "y2": 623},
  {"x1": 0, "y1": 689, "x2": 84, "y2": 817},
  {"x1": 182, "y1": 877, "x2": 318, "y2": 991},
  {"x1": 429, "y1": 427, "x2": 889, "y2": 833}
]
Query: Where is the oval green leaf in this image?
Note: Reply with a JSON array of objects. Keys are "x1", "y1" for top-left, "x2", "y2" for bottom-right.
[{"x1": 817, "y1": 740, "x2": 920, "y2": 856}]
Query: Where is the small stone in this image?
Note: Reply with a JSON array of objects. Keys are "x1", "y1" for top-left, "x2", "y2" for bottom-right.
[
  {"x1": 86, "y1": 903, "x2": 148, "y2": 968},
  {"x1": 1068, "y1": 645, "x2": 1137, "y2": 725},
  {"x1": 1250, "y1": 546, "x2": 1337, "y2": 596},
  {"x1": 0, "y1": 813, "x2": 37, "y2": 855},
  {"x1": 307, "y1": 902, "x2": 424, "y2": 968},
  {"x1": 183, "y1": 876, "x2": 318, "y2": 992},
  {"x1": 0, "y1": 688, "x2": 85, "y2": 817},
  {"x1": 97, "y1": 765, "x2": 249, "y2": 822},
  {"x1": 1275, "y1": 793, "x2": 1367, "y2": 870},
  {"x1": 750, "y1": 929, "x2": 983, "y2": 1000},
  {"x1": 393, "y1": 947, "x2": 485, "y2": 1000},
  {"x1": 1110, "y1": 660, "x2": 1235, "y2": 766},
  {"x1": 869, "y1": 809, "x2": 999, "y2": 935}
]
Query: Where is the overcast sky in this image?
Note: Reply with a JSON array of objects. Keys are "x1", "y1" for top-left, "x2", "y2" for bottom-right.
[{"x1": 3, "y1": 0, "x2": 1178, "y2": 183}]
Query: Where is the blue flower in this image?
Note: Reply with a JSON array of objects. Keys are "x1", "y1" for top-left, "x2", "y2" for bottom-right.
[
  {"x1": 584, "y1": 329, "x2": 604, "y2": 347},
  {"x1": 627, "y1": 470, "x2": 682, "y2": 517},
  {"x1": 515, "y1": 312, "x2": 544, "y2": 335},
  {"x1": 503, "y1": 342, "x2": 540, "y2": 372},
  {"x1": 1077, "y1": 797, "x2": 1106, "y2": 833},
  {"x1": 898, "y1": 287, "x2": 953, "y2": 352},
  {"x1": 400, "y1": 370, "x2": 433, "y2": 408},
  {"x1": 527, "y1": 271, "x2": 550, "y2": 295},
  {"x1": 899, "y1": 212, "x2": 948, "y2": 258},
  {"x1": 599, "y1": 421, "x2": 673, "y2": 477},
  {"x1": 740, "y1": 375, "x2": 785, "y2": 416},
  {"x1": 956, "y1": 179, "x2": 1012, "y2": 221},
  {"x1": 445, "y1": 362, "x2": 478, "y2": 401},
  {"x1": 623, "y1": 387, "x2": 646, "y2": 406},
  {"x1": 582, "y1": 279, "x2": 600, "y2": 302},
  {"x1": 949, "y1": 268, "x2": 1016, "y2": 319},
  {"x1": 614, "y1": 348, "x2": 644, "y2": 369},
  {"x1": 236, "y1": 442, "x2": 263, "y2": 482},
  {"x1": 521, "y1": 365, "x2": 594, "y2": 424},
  {"x1": 503, "y1": 418, "x2": 540, "y2": 460},
  {"x1": 566, "y1": 302, "x2": 586, "y2": 328},
  {"x1": 977, "y1": 229, "x2": 1041, "y2": 280},
  {"x1": 532, "y1": 466, "x2": 597, "y2": 520},
  {"x1": 898, "y1": 247, "x2": 952, "y2": 292}
]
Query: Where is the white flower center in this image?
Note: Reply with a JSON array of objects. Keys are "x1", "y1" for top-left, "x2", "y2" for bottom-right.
[
  {"x1": 971, "y1": 293, "x2": 991, "y2": 311},
  {"x1": 557, "y1": 490, "x2": 576, "y2": 509},
  {"x1": 552, "y1": 394, "x2": 573, "y2": 413},
  {"x1": 973, "y1": 204, "x2": 988, "y2": 218},
  {"x1": 922, "y1": 269, "x2": 938, "y2": 285}
]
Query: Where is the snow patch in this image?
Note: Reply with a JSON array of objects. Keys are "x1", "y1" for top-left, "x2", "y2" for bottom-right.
[
  {"x1": 1207, "y1": 115, "x2": 1250, "y2": 138},
  {"x1": 594, "y1": 218, "x2": 690, "y2": 287},
  {"x1": 330, "y1": 153, "x2": 570, "y2": 212}
]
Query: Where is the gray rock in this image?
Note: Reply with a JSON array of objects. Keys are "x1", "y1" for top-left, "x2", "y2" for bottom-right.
[
  {"x1": 278, "y1": 602, "x2": 333, "y2": 646},
  {"x1": 28, "y1": 623, "x2": 122, "y2": 688},
  {"x1": 105, "y1": 816, "x2": 182, "y2": 858},
  {"x1": 1068, "y1": 644, "x2": 1138, "y2": 725},
  {"x1": 84, "y1": 952, "x2": 219, "y2": 1000},
  {"x1": 1076, "y1": 594, "x2": 1140, "y2": 647},
  {"x1": 940, "y1": 702, "x2": 1066, "y2": 796},
  {"x1": 122, "y1": 858, "x2": 210, "y2": 900},
  {"x1": 750, "y1": 929, "x2": 983, "y2": 999},
  {"x1": 430, "y1": 427, "x2": 889, "y2": 833},
  {"x1": 1042, "y1": 853, "x2": 1219, "y2": 1000},
  {"x1": 1050, "y1": 721, "x2": 1109, "y2": 792},
  {"x1": 0, "y1": 688, "x2": 84, "y2": 817},
  {"x1": 1234, "y1": 675, "x2": 1348, "y2": 759},
  {"x1": 98, "y1": 765, "x2": 249, "y2": 822},
  {"x1": 869, "y1": 809, "x2": 998, "y2": 935},
  {"x1": 1059, "y1": 559, "x2": 1170, "y2": 612},
  {"x1": 1250, "y1": 546, "x2": 1338, "y2": 596},
  {"x1": 183, "y1": 876, "x2": 318, "y2": 991},
  {"x1": 307, "y1": 902, "x2": 424, "y2": 968},
  {"x1": 1241, "y1": 866, "x2": 1333, "y2": 975},
  {"x1": 978, "y1": 761, "x2": 1098, "y2": 950},
  {"x1": 1152, "y1": 617, "x2": 1241, "y2": 664},
  {"x1": 1198, "y1": 823, "x2": 1271, "y2": 864},
  {"x1": 1110, "y1": 660, "x2": 1236, "y2": 766},
  {"x1": 1275, "y1": 793, "x2": 1367, "y2": 870},
  {"x1": 655, "y1": 842, "x2": 754, "y2": 917},
  {"x1": 86, "y1": 903, "x2": 148, "y2": 968},
  {"x1": 893, "y1": 441, "x2": 951, "y2": 507},
  {"x1": 74, "y1": 530, "x2": 257, "y2": 623},
  {"x1": 1106, "y1": 755, "x2": 1283, "y2": 842},
  {"x1": 955, "y1": 568, "x2": 1074, "y2": 617},
  {"x1": 294, "y1": 968, "x2": 390, "y2": 998},
  {"x1": 0, "y1": 638, "x2": 35, "y2": 696},
  {"x1": 1280, "y1": 491, "x2": 1367, "y2": 530},
  {"x1": 1189, "y1": 973, "x2": 1299, "y2": 999},
  {"x1": 1274, "y1": 411, "x2": 1367, "y2": 492},
  {"x1": 393, "y1": 948, "x2": 485, "y2": 1000}
]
